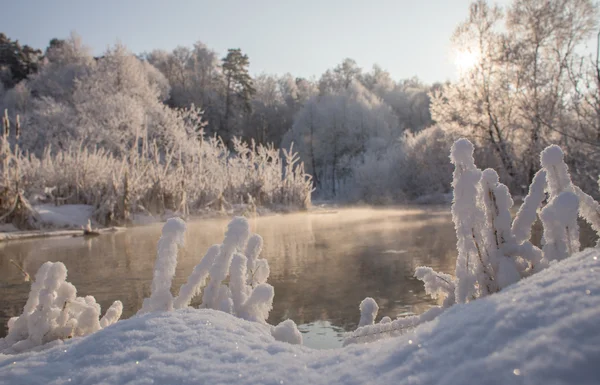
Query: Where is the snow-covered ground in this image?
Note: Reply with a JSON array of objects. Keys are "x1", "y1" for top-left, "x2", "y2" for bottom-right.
[
  {"x1": 35, "y1": 204, "x2": 94, "y2": 229},
  {"x1": 1, "y1": 248, "x2": 598, "y2": 385}
]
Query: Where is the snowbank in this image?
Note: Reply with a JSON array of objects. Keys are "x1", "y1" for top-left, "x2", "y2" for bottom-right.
[
  {"x1": 1, "y1": 248, "x2": 598, "y2": 385},
  {"x1": 34, "y1": 204, "x2": 94, "y2": 228}
]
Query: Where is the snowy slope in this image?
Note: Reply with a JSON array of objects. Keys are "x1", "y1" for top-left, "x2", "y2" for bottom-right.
[{"x1": 1, "y1": 249, "x2": 599, "y2": 385}]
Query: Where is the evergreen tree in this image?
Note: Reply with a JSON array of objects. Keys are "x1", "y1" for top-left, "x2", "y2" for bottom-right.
[
  {"x1": 0, "y1": 33, "x2": 43, "y2": 89},
  {"x1": 221, "y1": 48, "x2": 255, "y2": 142}
]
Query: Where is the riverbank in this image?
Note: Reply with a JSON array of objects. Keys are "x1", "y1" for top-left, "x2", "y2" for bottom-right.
[
  {"x1": 0, "y1": 202, "x2": 310, "y2": 242},
  {"x1": 1, "y1": 247, "x2": 597, "y2": 384}
]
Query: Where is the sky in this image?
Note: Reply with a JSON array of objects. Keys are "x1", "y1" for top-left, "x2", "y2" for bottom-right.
[{"x1": 3, "y1": 0, "x2": 514, "y2": 84}]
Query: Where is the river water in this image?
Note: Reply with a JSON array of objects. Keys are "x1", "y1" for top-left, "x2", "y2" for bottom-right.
[{"x1": 0, "y1": 207, "x2": 459, "y2": 348}]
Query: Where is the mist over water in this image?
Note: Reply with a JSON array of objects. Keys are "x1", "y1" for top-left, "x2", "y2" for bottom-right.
[{"x1": 0, "y1": 207, "x2": 458, "y2": 346}]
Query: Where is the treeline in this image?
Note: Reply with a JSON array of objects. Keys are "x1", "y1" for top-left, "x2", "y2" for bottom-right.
[
  {"x1": 0, "y1": 32, "x2": 436, "y2": 201},
  {"x1": 1, "y1": 0, "x2": 599, "y2": 205}
]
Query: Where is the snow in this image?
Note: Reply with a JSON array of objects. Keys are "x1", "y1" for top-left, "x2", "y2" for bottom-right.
[
  {"x1": 1, "y1": 248, "x2": 598, "y2": 385},
  {"x1": 34, "y1": 204, "x2": 94, "y2": 229},
  {"x1": 540, "y1": 191, "x2": 580, "y2": 263},
  {"x1": 138, "y1": 217, "x2": 187, "y2": 314},
  {"x1": 173, "y1": 244, "x2": 221, "y2": 309},
  {"x1": 512, "y1": 169, "x2": 547, "y2": 244},
  {"x1": 358, "y1": 297, "x2": 379, "y2": 327},
  {"x1": 0, "y1": 262, "x2": 122, "y2": 355},
  {"x1": 271, "y1": 319, "x2": 303, "y2": 345},
  {"x1": 449, "y1": 138, "x2": 487, "y2": 302}
]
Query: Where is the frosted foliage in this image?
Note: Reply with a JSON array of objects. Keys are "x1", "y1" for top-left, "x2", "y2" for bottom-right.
[
  {"x1": 202, "y1": 217, "x2": 250, "y2": 309},
  {"x1": 229, "y1": 253, "x2": 250, "y2": 315},
  {"x1": 573, "y1": 185, "x2": 600, "y2": 245},
  {"x1": 0, "y1": 262, "x2": 122, "y2": 354},
  {"x1": 237, "y1": 284, "x2": 274, "y2": 323},
  {"x1": 345, "y1": 306, "x2": 446, "y2": 346},
  {"x1": 479, "y1": 168, "x2": 521, "y2": 290},
  {"x1": 347, "y1": 139, "x2": 600, "y2": 346},
  {"x1": 100, "y1": 301, "x2": 124, "y2": 329},
  {"x1": 252, "y1": 259, "x2": 271, "y2": 286},
  {"x1": 450, "y1": 139, "x2": 487, "y2": 303},
  {"x1": 136, "y1": 217, "x2": 278, "y2": 326},
  {"x1": 512, "y1": 170, "x2": 547, "y2": 243},
  {"x1": 245, "y1": 234, "x2": 263, "y2": 280},
  {"x1": 540, "y1": 145, "x2": 574, "y2": 198},
  {"x1": 173, "y1": 244, "x2": 221, "y2": 309},
  {"x1": 540, "y1": 192, "x2": 580, "y2": 263},
  {"x1": 539, "y1": 144, "x2": 600, "y2": 249},
  {"x1": 138, "y1": 218, "x2": 187, "y2": 314},
  {"x1": 358, "y1": 297, "x2": 379, "y2": 327},
  {"x1": 271, "y1": 319, "x2": 303, "y2": 345},
  {"x1": 414, "y1": 267, "x2": 456, "y2": 307}
]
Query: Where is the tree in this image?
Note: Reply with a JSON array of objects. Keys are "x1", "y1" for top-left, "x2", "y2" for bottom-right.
[
  {"x1": 221, "y1": 48, "x2": 255, "y2": 142},
  {"x1": 0, "y1": 33, "x2": 43, "y2": 89},
  {"x1": 431, "y1": 0, "x2": 599, "y2": 190},
  {"x1": 283, "y1": 81, "x2": 397, "y2": 196},
  {"x1": 144, "y1": 42, "x2": 223, "y2": 136},
  {"x1": 318, "y1": 58, "x2": 362, "y2": 94}
]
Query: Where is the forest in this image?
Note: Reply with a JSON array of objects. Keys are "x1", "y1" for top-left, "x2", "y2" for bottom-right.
[{"x1": 0, "y1": 0, "x2": 599, "y2": 227}]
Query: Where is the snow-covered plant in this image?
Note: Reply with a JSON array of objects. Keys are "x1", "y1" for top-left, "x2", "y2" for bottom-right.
[
  {"x1": 142, "y1": 216, "x2": 302, "y2": 344},
  {"x1": 138, "y1": 217, "x2": 187, "y2": 314},
  {"x1": 413, "y1": 267, "x2": 456, "y2": 308},
  {"x1": 0, "y1": 261, "x2": 122, "y2": 354},
  {"x1": 539, "y1": 191, "x2": 580, "y2": 263},
  {"x1": 346, "y1": 138, "x2": 600, "y2": 345},
  {"x1": 358, "y1": 297, "x2": 379, "y2": 327}
]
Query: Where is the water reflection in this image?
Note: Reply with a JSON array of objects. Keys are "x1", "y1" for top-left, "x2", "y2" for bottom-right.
[{"x1": 0, "y1": 207, "x2": 458, "y2": 344}]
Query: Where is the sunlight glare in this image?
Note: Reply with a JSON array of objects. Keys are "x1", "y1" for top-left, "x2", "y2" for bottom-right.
[{"x1": 454, "y1": 49, "x2": 479, "y2": 74}]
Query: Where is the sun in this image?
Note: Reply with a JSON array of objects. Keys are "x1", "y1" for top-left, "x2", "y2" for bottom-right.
[{"x1": 454, "y1": 49, "x2": 479, "y2": 74}]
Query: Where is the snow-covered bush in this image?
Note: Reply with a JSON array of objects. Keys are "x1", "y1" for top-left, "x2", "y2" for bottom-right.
[
  {"x1": 345, "y1": 138, "x2": 600, "y2": 345},
  {"x1": 140, "y1": 216, "x2": 302, "y2": 344},
  {"x1": 0, "y1": 261, "x2": 122, "y2": 354}
]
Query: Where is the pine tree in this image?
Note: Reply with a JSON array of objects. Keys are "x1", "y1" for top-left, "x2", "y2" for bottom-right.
[
  {"x1": 0, "y1": 33, "x2": 43, "y2": 89},
  {"x1": 221, "y1": 48, "x2": 255, "y2": 143}
]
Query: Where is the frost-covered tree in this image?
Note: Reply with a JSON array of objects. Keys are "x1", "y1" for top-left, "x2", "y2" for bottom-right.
[
  {"x1": 144, "y1": 42, "x2": 224, "y2": 135},
  {"x1": 431, "y1": 0, "x2": 599, "y2": 190},
  {"x1": 283, "y1": 81, "x2": 398, "y2": 196}
]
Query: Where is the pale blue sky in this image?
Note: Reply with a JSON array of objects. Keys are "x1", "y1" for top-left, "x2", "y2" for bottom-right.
[{"x1": 3, "y1": 0, "x2": 513, "y2": 83}]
